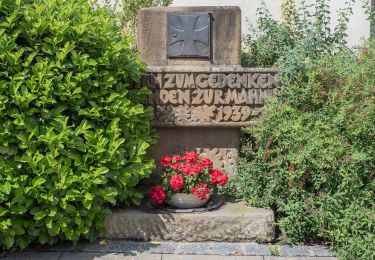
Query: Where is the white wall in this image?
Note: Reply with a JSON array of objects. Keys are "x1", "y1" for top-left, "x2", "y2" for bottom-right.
[{"x1": 171, "y1": 0, "x2": 371, "y2": 47}]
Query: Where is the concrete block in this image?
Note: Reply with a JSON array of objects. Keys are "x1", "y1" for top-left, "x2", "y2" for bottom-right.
[
  {"x1": 241, "y1": 243, "x2": 271, "y2": 256},
  {"x1": 2, "y1": 251, "x2": 62, "y2": 260},
  {"x1": 59, "y1": 252, "x2": 162, "y2": 260},
  {"x1": 279, "y1": 245, "x2": 311, "y2": 256},
  {"x1": 162, "y1": 256, "x2": 263, "y2": 260},
  {"x1": 264, "y1": 257, "x2": 337, "y2": 260},
  {"x1": 308, "y1": 246, "x2": 336, "y2": 257}
]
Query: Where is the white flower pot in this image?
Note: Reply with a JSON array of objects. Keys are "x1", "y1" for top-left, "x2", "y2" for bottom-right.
[{"x1": 168, "y1": 193, "x2": 211, "y2": 209}]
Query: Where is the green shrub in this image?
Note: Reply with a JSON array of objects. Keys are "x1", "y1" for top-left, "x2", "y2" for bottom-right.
[
  {"x1": 0, "y1": 0, "x2": 155, "y2": 249},
  {"x1": 237, "y1": 40, "x2": 375, "y2": 259},
  {"x1": 239, "y1": 2, "x2": 374, "y2": 258},
  {"x1": 241, "y1": 0, "x2": 355, "y2": 76},
  {"x1": 102, "y1": 0, "x2": 172, "y2": 43}
]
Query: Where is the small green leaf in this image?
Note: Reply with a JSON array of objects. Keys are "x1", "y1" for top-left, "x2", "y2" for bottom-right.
[
  {"x1": 65, "y1": 189, "x2": 81, "y2": 201},
  {"x1": 2, "y1": 183, "x2": 11, "y2": 194},
  {"x1": 4, "y1": 235, "x2": 15, "y2": 249},
  {"x1": 0, "y1": 207, "x2": 8, "y2": 217},
  {"x1": 38, "y1": 232, "x2": 49, "y2": 244},
  {"x1": 32, "y1": 177, "x2": 46, "y2": 187},
  {"x1": 34, "y1": 211, "x2": 46, "y2": 221}
]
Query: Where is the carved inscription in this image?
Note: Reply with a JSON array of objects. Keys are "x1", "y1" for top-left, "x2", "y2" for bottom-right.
[{"x1": 142, "y1": 71, "x2": 280, "y2": 126}]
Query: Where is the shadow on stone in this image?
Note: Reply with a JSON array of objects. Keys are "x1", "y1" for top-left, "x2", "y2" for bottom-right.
[{"x1": 19, "y1": 239, "x2": 165, "y2": 258}]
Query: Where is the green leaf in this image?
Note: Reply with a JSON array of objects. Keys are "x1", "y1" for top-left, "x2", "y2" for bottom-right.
[
  {"x1": 84, "y1": 192, "x2": 93, "y2": 201},
  {"x1": 83, "y1": 192, "x2": 93, "y2": 209},
  {"x1": 38, "y1": 232, "x2": 49, "y2": 244},
  {"x1": 93, "y1": 167, "x2": 109, "y2": 176},
  {"x1": 4, "y1": 235, "x2": 15, "y2": 249},
  {"x1": 48, "y1": 207, "x2": 57, "y2": 217},
  {"x1": 34, "y1": 211, "x2": 46, "y2": 221},
  {"x1": 131, "y1": 193, "x2": 143, "y2": 205},
  {"x1": 10, "y1": 205, "x2": 27, "y2": 215},
  {"x1": 2, "y1": 183, "x2": 11, "y2": 194},
  {"x1": 65, "y1": 189, "x2": 81, "y2": 201},
  {"x1": 32, "y1": 177, "x2": 46, "y2": 187},
  {"x1": 0, "y1": 207, "x2": 8, "y2": 217},
  {"x1": 102, "y1": 188, "x2": 118, "y2": 204}
]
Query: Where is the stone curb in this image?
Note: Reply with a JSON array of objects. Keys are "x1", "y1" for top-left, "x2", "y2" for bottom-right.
[{"x1": 22, "y1": 240, "x2": 335, "y2": 257}]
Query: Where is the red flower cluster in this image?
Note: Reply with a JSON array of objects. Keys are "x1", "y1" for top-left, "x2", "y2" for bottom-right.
[
  {"x1": 209, "y1": 169, "x2": 228, "y2": 186},
  {"x1": 191, "y1": 183, "x2": 211, "y2": 200},
  {"x1": 181, "y1": 163, "x2": 203, "y2": 175},
  {"x1": 172, "y1": 162, "x2": 181, "y2": 170},
  {"x1": 201, "y1": 158, "x2": 213, "y2": 168},
  {"x1": 170, "y1": 174, "x2": 184, "y2": 191},
  {"x1": 182, "y1": 151, "x2": 198, "y2": 163},
  {"x1": 160, "y1": 151, "x2": 210, "y2": 176},
  {"x1": 150, "y1": 151, "x2": 229, "y2": 205},
  {"x1": 160, "y1": 155, "x2": 172, "y2": 167},
  {"x1": 150, "y1": 185, "x2": 166, "y2": 205}
]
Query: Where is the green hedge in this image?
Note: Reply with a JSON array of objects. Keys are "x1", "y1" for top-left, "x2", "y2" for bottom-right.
[
  {"x1": 237, "y1": 41, "x2": 375, "y2": 260},
  {"x1": 0, "y1": 0, "x2": 155, "y2": 249}
]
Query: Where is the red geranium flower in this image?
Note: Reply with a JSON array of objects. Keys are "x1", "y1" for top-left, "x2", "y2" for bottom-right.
[
  {"x1": 181, "y1": 163, "x2": 202, "y2": 175},
  {"x1": 192, "y1": 164, "x2": 203, "y2": 174},
  {"x1": 182, "y1": 151, "x2": 198, "y2": 163},
  {"x1": 170, "y1": 174, "x2": 184, "y2": 191},
  {"x1": 209, "y1": 169, "x2": 228, "y2": 186},
  {"x1": 160, "y1": 155, "x2": 172, "y2": 167},
  {"x1": 172, "y1": 162, "x2": 181, "y2": 170},
  {"x1": 181, "y1": 164, "x2": 193, "y2": 175},
  {"x1": 201, "y1": 158, "x2": 213, "y2": 168},
  {"x1": 191, "y1": 183, "x2": 211, "y2": 200},
  {"x1": 150, "y1": 185, "x2": 166, "y2": 205},
  {"x1": 171, "y1": 155, "x2": 181, "y2": 162}
]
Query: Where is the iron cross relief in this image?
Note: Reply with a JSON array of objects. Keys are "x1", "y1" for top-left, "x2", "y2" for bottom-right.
[{"x1": 167, "y1": 13, "x2": 211, "y2": 58}]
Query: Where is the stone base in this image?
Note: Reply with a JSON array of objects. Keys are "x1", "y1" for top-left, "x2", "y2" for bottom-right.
[{"x1": 104, "y1": 202, "x2": 275, "y2": 242}]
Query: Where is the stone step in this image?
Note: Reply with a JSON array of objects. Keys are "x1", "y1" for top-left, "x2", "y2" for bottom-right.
[{"x1": 104, "y1": 201, "x2": 275, "y2": 242}]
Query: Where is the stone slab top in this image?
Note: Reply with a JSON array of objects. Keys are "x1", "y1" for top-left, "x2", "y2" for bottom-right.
[
  {"x1": 140, "y1": 6, "x2": 241, "y2": 11},
  {"x1": 135, "y1": 201, "x2": 273, "y2": 218},
  {"x1": 146, "y1": 65, "x2": 279, "y2": 73},
  {"x1": 137, "y1": 6, "x2": 241, "y2": 66},
  {"x1": 104, "y1": 201, "x2": 275, "y2": 242}
]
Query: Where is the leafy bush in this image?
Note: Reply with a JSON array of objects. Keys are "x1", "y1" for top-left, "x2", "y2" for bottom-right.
[
  {"x1": 237, "y1": 40, "x2": 375, "y2": 259},
  {"x1": 102, "y1": 0, "x2": 172, "y2": 42},
  {"x1": 0, "y1": 0, "x2": 155, "y2": 249},
  {"x1": 241, "y1": 0, "x2": 356, "y2": 77}
]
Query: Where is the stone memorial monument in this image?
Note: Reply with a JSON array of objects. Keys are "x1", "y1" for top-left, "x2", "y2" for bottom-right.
[
  {"x1": 104, "y1": 6, "x2": 276, "y2": 242},
  {"x1": 138, "y1": 6, "x2": 280, "y2": 178}
]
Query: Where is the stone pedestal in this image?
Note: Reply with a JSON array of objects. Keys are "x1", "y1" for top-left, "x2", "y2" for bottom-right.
[
  {"x1": 105, "y1": 5, "x2": 279, "y2": 243},
  {"x1": 137, "y1": 7, "x2": 280, "y2": 181}
]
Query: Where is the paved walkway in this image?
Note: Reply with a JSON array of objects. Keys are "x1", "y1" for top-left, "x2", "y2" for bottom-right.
[{"x1": 2, "y1": 240, "x2": 337, "y2": 260}]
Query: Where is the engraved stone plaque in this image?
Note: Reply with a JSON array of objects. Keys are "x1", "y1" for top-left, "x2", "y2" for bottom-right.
[
  {"x1": 141, "y1": 67, "x2": 280, "y2": 127},
  {"x1": 167, "y1": 13, "x2": 211, "y2": 58}
]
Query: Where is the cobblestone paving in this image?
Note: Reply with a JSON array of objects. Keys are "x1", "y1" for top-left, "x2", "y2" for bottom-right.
[{"x1": 3, "y1": 240, "x2": 337, "y2": 260}]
